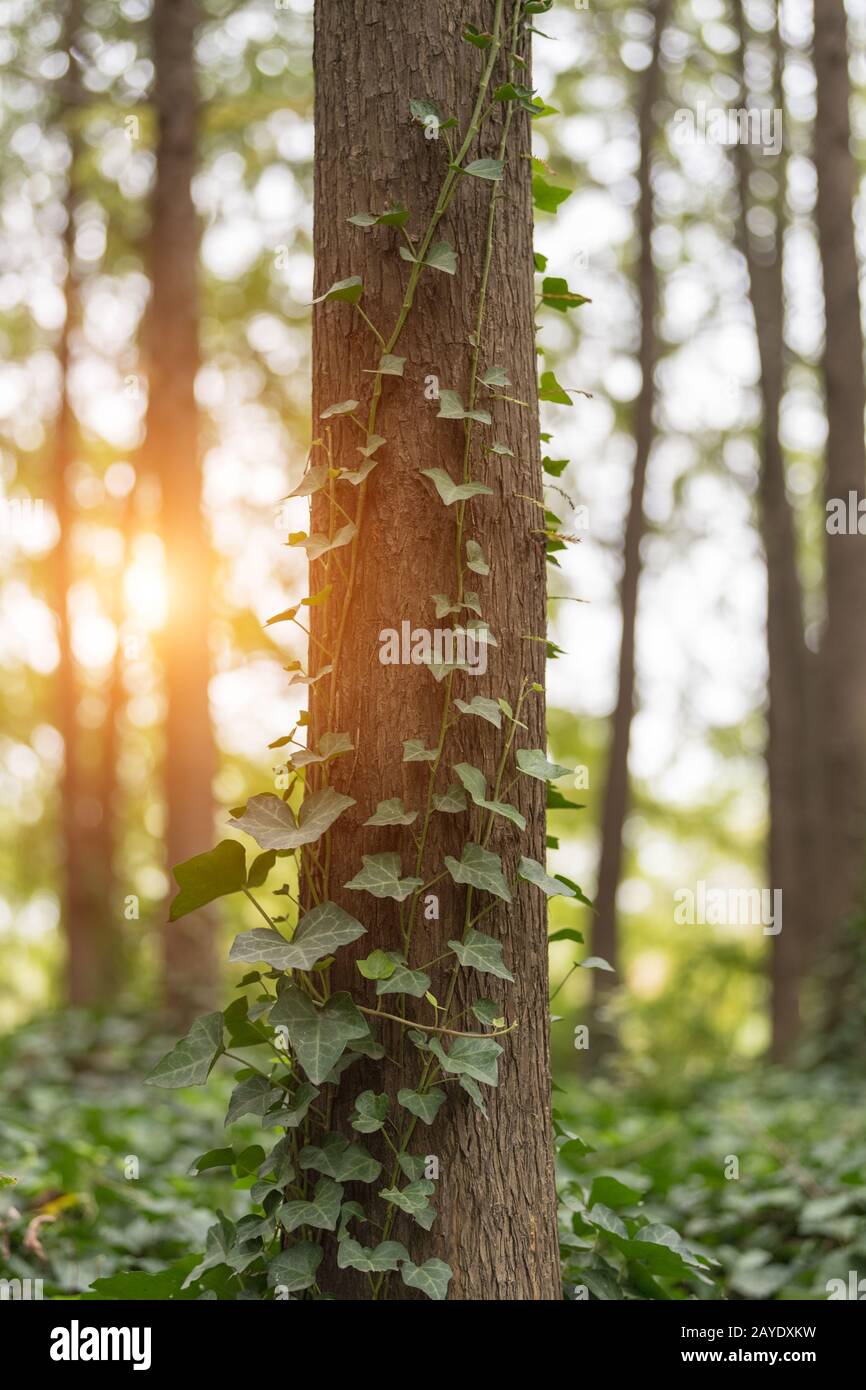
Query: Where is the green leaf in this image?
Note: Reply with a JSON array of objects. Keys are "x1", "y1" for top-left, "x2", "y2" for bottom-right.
[
  {"x1": 421, "y1": 468, "x2": 494, "y2": 506},
  {"x1": 424, "y1": 240, "x2": 457, "y2": 274},
  {"x1": 517, "y1": 856, "x2": 577, "y2": 898},
  {"x1": 344, "y1": 852, "x2": 423, "y2": 902},
  {"x1": 516, "y1": 748, "x2": 571, "y2": 782},
  {"x1": 542, "y1": 455, "x2": 569, "y2": 477},
  {"x1": 350, "y1": 1090, "x2": 389, "y2": 1134},
  {"x1": 356, "y1": 948, "x2": 398, "y2": 981},
  {"x1": 403, "y1": 738, "x2": 438, "y2": 762},
  {"x1": 465, "y1": 539, "x2": 490, "y2": 574},
  {"x1": 588, "y1": 1176, "x2": 645, "y2": 1210},
  {"x1": 581, "y1": 955, "x2": 615, "y2": 972},
  {"x1": 435, "y1": 389, "x2": 492, "y2": 425},
  {"x1": 312, "y1": 275, "x2": 363, "y2": 304},
  {"x1": 85, "y1": 1258, "x2": 201, "y2": 1301},
  {"x1": 433, "y1": 783, "x2": 469, "y2": 813},
  {"x1": 463, "y1": 23, "x2": 492, "y2": 48},
  {"x1": 225, "y1": 1073, "x2": 282, "y2": 1126},
  {"x1": 320, "y1": 398, "x2": 359, "y2": 419},
  {"x1": 169, "y1": 841, "x2": 246, "y2": 922},
  {"x1": 459, "y1": 1074, "x2": 489, "y2": 1115},
  {"x1": 427, "y1": 1034, "x2": 503, "y2": 1085},
  {"x1": 532, "y1": 174, "x2": 571, "y2": 214},
  {"x1": 541, "y1": 276, "x2": 590, "y2": 313},
  {"x1": 448, "y1": 929, "x2": 514, "y2": 981},
  {"x1": 267, "y1": 1241, "x2": 323, "y2": 1292},
  {"x1": 288, "y1": 731, "x2": 354, "y2": 769},
  {"x1": 357, "y1": 433, "x2": 386, "y2": 458},
  {"x1": 367, "y1": 353, "x2": 405, "y2": 377},
  {"x1": 300, "y1": 1132, "x2": 382, "y2": 1183},
  {"x1": 379, "y1": 1179, "x2": 435, "y2": 1225},
  {"x1": 487, "y1": 441, "x2": 514, "y2": 456},
  {"x1": 337, "y1": 1239, "x2": 409, "y2": 1273},
  {"x1": 364, "y1": 797, "x2": 418, "y2": 826},
  {"x1": 348, "y1": 205, "x2": 408, "y2": 228},
  {"x1": 229, "y1": 788, "x2": 355, "y2": 851},
  {"x1": 548, "y1": 927, "x2": 584, "y2": 945},
  {"x1": 462, "y1": 158, "x2": 503, "y2": 181},
  {"x1": 146, "y1": 1012, "x2": 224, "y2": 1089},
  {"x1": 453, "y1": 762, "x2": 526, "y2": 831},
  {"x1": 376, "y1": 960, "x2": 431, "y2": 998},
  {"x1": 538, "y1": 369, "x2": 573, "y2": 406},
  {"x1": 190, "y1": 1147, "x2": 235, "y2": 1175},
  {"x1": 247, "y1": 850, "x2": 277, "y2": 888},
  {"x1": 444, "y1": 843, "x2": 512, "y2": 902},
  {"x1": 229, "y1": 901, "x2": 365, "y2": 972},
  {"x1": 479, "y1": 364, "x2": 510, "y2": 387},
  {"x1": 400, "y1": 1258, "x2": 453, "y2": 1301},
  {"x1": 264, "y1": 1082, "x2": 319, "y2": 1130},
  {"x1": 270, "y1": 986, "x2": 369, "y2": 1084},
  {"x1": 471, "y1": 998, "x2": 504, "y2": 1027},
  {"x1": 397, "y1": 1087, "x2": 446, "y2": 1125},
  {"x1": 454, "y1": 696, "x2": 501, "y2": 727},
  {"x1": 279, "y1": 1177, "x2": 344, "y2": 1233}
]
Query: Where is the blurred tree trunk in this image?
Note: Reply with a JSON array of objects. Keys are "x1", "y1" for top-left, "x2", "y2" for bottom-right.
[
  {"x1": 732, "y1": 3, "x2": 824, "y2": 1060},
  {"x1": 55, "y1": 0, "x2": 118, "y2": 1005},
  {"x1": 308, "y1": 0, "x2": 559, "y2": 1298},
  {"x1": 148, "y1": 0, "x2": 217, "y2": 1018},
  {"x1": 591, "y1": 0, "x2": 669, "y2": 1048},
  {"x1": 813, "y1": 0, "x2": 866, "y2": 941}
]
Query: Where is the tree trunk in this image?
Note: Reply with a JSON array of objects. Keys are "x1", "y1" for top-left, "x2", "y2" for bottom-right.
[
  {"x1": 732, "y1": 2, "x2": 824, "y2": 1061},
  {"x1": 308, "y1": 0, "x2": 559, "y2": 1299},
  {"x1": 813, "y1": 0, "x2": 866, "y2": 938},
  {"x1": 55, "y1": 0, "x2": 117, "y2": 1006},
  {"x1": 148, "y1": 0, "x2": 218, "y2": 1018},
  {"x1": 591, "y1": 0, "x2": 668, "y2": 1040}
]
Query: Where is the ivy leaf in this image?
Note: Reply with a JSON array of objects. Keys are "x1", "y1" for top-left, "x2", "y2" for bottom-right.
[
  {"x1": 517, "y1": 856, "x2": 577, "y2": 898},
  {"x1": 452, "y1": 763, "x2": 526, "y2": 831},
  {"x1": 300, "y1": 1132, "x2": 382, "y2": 1183},
  {"x1": 409, "y1": 97, "x2": 443, "y2": 124},
  {"x1": 549, "y1": 927, "x2": 584, "y2": 945},
  {"x1": 348, "y1": 205, "x2": 408, "y2": 228},
  {"x1": 465, "y1": 539, "x2": 490, "y2": 575},
  {"x1": 444, "y1": 843, "x2": 512, "y2": 902},
  {"x1": 435, "y1": 389, "x2": 492, "y2": 425},
  {"x1": 532, "y1": 174, "x2": 571, "y2": 215},
  {"x1": 225, "y1": 1074, "x2": 282, "y2": 1126},
  {"x1": 459, "y1": 1074, "x2": 489, "y2": 1115},
  {"x1": 581, "y1": 956, "x2": 615, "y2": 972},
  {"x1": 169, "y1": 841, "x2": 246, "y2": 922},
  {"x1": 400, "y1": 1258, "x2": 453, "y2": 1301},
  {"x1": 278, "y1": 1177, "x2": 344, "y2": 1235},
  {"x1": 358, "y1": 433, "x2": 386, "y2": 458},
  {"x1": 320, "y1": 398, "x2": 359, "y2": 419},
  {"x1": 541, "y1": 276, "x2": 590, "y2": 313},
  {"x1": 471, "y1": 998, "x2": 504, "y2": 1027},
  {"x1": 397, "y1": 1087, "x2": 447, "y2": 1125},
  {"x1": 479, "y1": 364, "x2": 510, "y2": 387},
  {"x1": 146, "y1": 1013, "x2": 224, "y2": 1089},
  {"x1": 543, "y1": 455, "x2": 569, "y2": 477},
  {"x1": 365, "y1": 353, "x2": 405, "y2": 377},
  {"x1": 270, "y1": 986, "x2": 369, "y2": 1085},
  {"x1": 461, "y1": 158, "x2": 503, "y2": 181},
  {"x1": 345, "y1": 853, "x2": 423, "y2": 902},
  {"x1": 423, "y1": 240, "x2": 457, "y2": 274},
  {"x1": 538, "y1": 369, "x2": 573, "y2": 406},
  {"x1": 421, "y1": 468, "x2": 494, "y2": 506},
  {"x1": 448, "y1": 929, "x2": 514, "y2": 981},
  {"x1": 403, "y1": 738, "x2": 438, "y2": 762},
  {"x1": 229, "y1": 788, "x2": 355, "y2": 851},
  {"x1": 516, "y1": 748, "x2": 571, "y2": 782},
  {"x1": 283, "y1": 464, "x2": 329, "y2": 499},
  {"x1": 454, "y1": 695, "x2": 501, "y2": 727},
  {"x1": 288, "y1": 731, "x2": 354, "y2": 769},
  {"x1": 433, "y1": 783, "x2": 469, "y2": 813},
  {"x1": 350, "y1": 1091, "x2": 389, "y2": 1134},
  {"x1": 337, "y1": 1239, "x2": 410, "y2": 1273},
  {"x1": 427, "y1": 1034, "x2": 503, "y2": 1086},
  {"x1": 364, "y1": 797, "x2": 418, "y2": 826},
  {"x1": 265, "y1": 1082, "x2": 319, "y2": 1130},
  {"x1": 463, "y1": 24, "x2": 493, "y2": 49},
  {"x1": 229, "y1": 901, "x2": 365, "y2": 972},
  {"x1": 376, "y1": 960, "x2": 431, "y2": 998},
  {"x1": 183, "y1": 1212, "x2": 260, "y2": 1287},
  {"x1": 288, "y1": 523, "x2": 357, "y2": 560},
  {"x1": 312, "y1": 275, "x2": 363, "y2": 305},
  {"x1": 379, "y1": 1179, "x2": 435, "y2": 1226},
  {"x1": 267, "y1": 1241, "x2": 323, "y2": 1293},
  {"x1": 356, "y1": 948, "x2": 398, "y2": 981}
]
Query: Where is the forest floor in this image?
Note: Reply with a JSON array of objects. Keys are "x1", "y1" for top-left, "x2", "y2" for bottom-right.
[{"x1": 1, "y1": 1012, "x2": 863, "y2": 1300}]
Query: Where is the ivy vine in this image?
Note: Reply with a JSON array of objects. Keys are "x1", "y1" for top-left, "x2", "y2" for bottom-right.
[{"x1": 148, "y1": 0, "x2": 589, "y2": 1301}]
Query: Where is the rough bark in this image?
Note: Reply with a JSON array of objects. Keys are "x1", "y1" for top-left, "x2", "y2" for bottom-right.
[
  {"x1": 308, "y1": 0, "x2": 559, "y2": 1299},
  {"x1": 732, "y1": 3, "x2": 824, "y2": 1060},
  {"x1": 148, "y1": 0, "x2": 218, "y2": 1017},
  {"x1": 813, "y1": 0, "x2": 866, "y2": 938},
  {"x1": 591, "y1": 0, "x2": 668, "y2": 1036}
]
